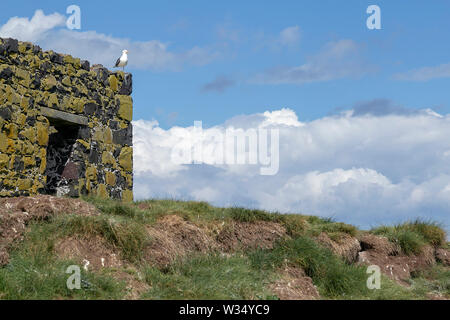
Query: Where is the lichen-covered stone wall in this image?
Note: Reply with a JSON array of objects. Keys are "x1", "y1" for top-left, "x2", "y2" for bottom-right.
[{"x1": 0, "y1": 37, "x2": 133, "y2": 201}]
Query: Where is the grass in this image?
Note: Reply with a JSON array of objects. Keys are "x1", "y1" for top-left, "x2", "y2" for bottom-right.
[
  {"x1": 0, "y1": 221, "x2": 126, "y2": 300},
  {"x1": 248, "y1": 237, "x2": 369, "y2": 298},
  {"x1": 372, "y1": 219, "x2": 447, "y2": 255},
  {"x1": 409, "y1": 264, "x2": 450, "y2": 297},
  {"x1": 54, "y1": 215, "x2": 150, "y2": 263},
  {"x1": 0, "y1": 196, "x2": 448, "y2": 300},
  {"x1": 225, "y1": 207, "x2": 282, "y2": 223},
  {"x1": 142, "y1": 253, "x2": 276, "y2": 300}
]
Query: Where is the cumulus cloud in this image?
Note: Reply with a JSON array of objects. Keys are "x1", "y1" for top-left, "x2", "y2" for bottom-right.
[
  {"x1": 252, "y1": 39, "x2": 373, "y2": 85},
  {"x1": 0, "y1": 9, "x2": 65, "y2": 42},
  {"x1": 201, "y1": 75, "x2": 235, "y2": 93},
  {"x1": 133, "y1": 105, "x2": 450, "y2": 231},
  {"x1": 0, "y1": 10, "x2": 219, "y2": 70},
  {"x1": 393, "y1": 63, "x2": 450, "y2": 81}
]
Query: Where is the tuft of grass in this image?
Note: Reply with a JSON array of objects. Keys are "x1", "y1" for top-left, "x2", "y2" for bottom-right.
[
  {"x1": 52, "y1": 215, "x2": 150, "y2": 262},
  {"x1": 225, "y1": 207, "x2": 282, "y2": 223},
  {"x1": 406, "y1": 219, "x2": 446, "y2": 246},
  {"x1": 83, "y1": 196, "x2": 143, "y2": 219},
  {"x1": 282, "y1": 215, "x2": 308, "y2": 237},
  {"x1": 142, "y1": 253, "x2": 276, "y2": 300},
  {"x1": 372, "y1": 219, "x2": 446, "y2": 255},
  {"x1": 249, "y1": 237, "x2": 368, "y2": 298},
  {"x1": 320, "y1": 222, "x2": 358, "y2": 237},
  {"x1": 410, "y1": 265, "x2": 450, "y2": 298},
  {"x1": 0, "y1": 221, "x2": 125, "y2": 300},
  {"x1": 0, "y1": 256, "x2": 125, "y2": 300},
  {"x1": 304, "y1": 215, "x2": 358, "y2": 238}
]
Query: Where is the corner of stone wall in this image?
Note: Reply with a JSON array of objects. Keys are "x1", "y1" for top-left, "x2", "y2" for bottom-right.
[{"x1": 0, "y1": 37, "x2": 133, "y2": 202}]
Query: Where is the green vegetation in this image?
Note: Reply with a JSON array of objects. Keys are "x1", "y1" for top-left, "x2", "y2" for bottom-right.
[
  {"x1": 372, "y1": 219, "x2": 446, "y2": 255},
  {"x1": 249, "y1": 237, "x2": 368, "y2": 298},
  {"x1": 0, "y1": 222, "x2": 125, "y2": 299},
  {"x1": 0, "y1": 197, "x2": 448, "y2": 300},
  {"x1": 44, "y1": 214, "x2": 149, "y2": 263},
  {"x1": 142, "y1": 253, "x2": 275, "y2": 300}
]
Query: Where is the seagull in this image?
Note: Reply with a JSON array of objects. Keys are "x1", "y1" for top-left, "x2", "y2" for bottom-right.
[{"x1": 114, "y1": 49, "x2": 128, "y2": 72}]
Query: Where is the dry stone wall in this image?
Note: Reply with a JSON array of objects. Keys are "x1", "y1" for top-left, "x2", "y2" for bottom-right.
[{"x1": 0, "y1": 37, "x2": 133, "y2": 201}]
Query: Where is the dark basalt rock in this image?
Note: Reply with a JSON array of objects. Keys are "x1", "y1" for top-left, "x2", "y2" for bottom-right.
[
  {"x1": 119, "y1": 73, "x2": 133, "y2": 95},
  {"x1": 0, "y1": 106, "x2": 12, "y2": 121}
]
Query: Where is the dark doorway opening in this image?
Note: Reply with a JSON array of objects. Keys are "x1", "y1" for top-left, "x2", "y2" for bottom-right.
[{"x1": 43, "y1": 120, "x2": 80, "y2": 195}]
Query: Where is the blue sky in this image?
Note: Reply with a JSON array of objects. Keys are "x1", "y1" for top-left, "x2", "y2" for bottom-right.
[
  {"x1": 1, "y1": 1, "x2": 449, "y2": 127},
  {"x1": 1, "y1": 1, "x2": 450, "y2": 231}
]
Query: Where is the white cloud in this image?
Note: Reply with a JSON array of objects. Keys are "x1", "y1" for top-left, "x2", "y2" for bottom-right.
[
  {"x1": 0, "y1": 9, "x2": 65, "y2": 42},
  {"x1": 0, "y1": 10, "x2": 219, "y2": 70},
  {"x1": 279, "y1": 26, "x2": 301, "y2": 46},
  {"x1": 393, "y1": 63, "x2": 450, "y2": 81},
  {"x1": 133, "y1": 105, "x2": 450, "y2": 231},
  {"x1": 252, "y1": 39, "x2": 373, "y2": 84}
]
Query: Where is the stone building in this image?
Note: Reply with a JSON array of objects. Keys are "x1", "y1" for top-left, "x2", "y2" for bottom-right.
[{"x1": 0, "y1": 38, "x2": 133, "y2": 201}]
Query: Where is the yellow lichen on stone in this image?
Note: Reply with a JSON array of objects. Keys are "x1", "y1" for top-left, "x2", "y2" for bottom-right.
[
  {"x1": 105, "y1": 171, "x2": 116, "y2": 186},
  {"x1": 42, "y1": 75, "x2": 57, "y2": 91},
  {"x1": 23, "y1": 156, "x2": 35, "y2": 167},
  {"x1": 118, "y1": 147, "x2": 133, "y2": 171},
  {"x1": 104, "y1": 127, "x2": 113, "y2": 144},
  {"x1": 47, "y1": 93, "x2": 59, "y2": 108},
  {"x1": 76, "y1": 139, "x2": 90, "y2": 150},
  {"x1": 62, "y1": 76, "x2": 72, "y2": 87},
  {"x1": 5, "y1": 123, "x2": 18, "y2": 139},
  {"x1": 21, "y1": 127, "x2": 36, "y2": 143},
  {"x1": 122, "y1": 189, "x2": 133, "y2": 202},
  {"x1": 22, "y1": 141, "x2": 35, "y2": 155},
  {"x1": 39, "y1": 148, "x2": 47, "y2": 174},
  {"x1": 18, "y1": 178, "x2": 32, "y2": 191},
  {"x1": 0, "y1": 154, "x2": 9, "y2": 169},
  {"x1": 86, "y1": 166, "x2": 98, "y2": 181},
  {"x1": 0, "y1": 131, "x2": 7, "y2": 152},
  {"x1": 96, "y1": 184, "x2": 108, "y2": 199},
  {"x1": 109, "y1": 75, "x2": 118, "y2": 92},
  {"x1": 36, "y1": 122, "x2": 49, "y2": 146},
  {"x1": 117, "y1": 95, "x2": 133, "y2": 121},
  {"x1": 17, "y1": 113, "x2": 27, "y2": 126},
  {"x1": 102, "y1": 151, "x2": 116, "y2": 166}
]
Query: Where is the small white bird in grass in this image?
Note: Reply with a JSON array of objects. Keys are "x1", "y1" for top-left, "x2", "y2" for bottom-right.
[{"x1": 114, "y1": 49, "x2": 128, "y2": 72}]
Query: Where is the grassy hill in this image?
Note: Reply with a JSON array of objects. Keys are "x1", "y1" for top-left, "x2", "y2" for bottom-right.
[{"x1": 0, "y1": 195, "x2": 448, "y2": 300}]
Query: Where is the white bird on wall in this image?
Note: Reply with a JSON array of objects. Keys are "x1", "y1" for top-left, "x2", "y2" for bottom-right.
[{"x1": 114, "y1": 49, "x2": 128, "y2": 72}]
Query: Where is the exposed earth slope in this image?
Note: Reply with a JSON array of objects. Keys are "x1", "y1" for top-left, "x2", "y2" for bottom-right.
[{"x1": 0, "y1": 195, "x2": 448, "y2": 300}]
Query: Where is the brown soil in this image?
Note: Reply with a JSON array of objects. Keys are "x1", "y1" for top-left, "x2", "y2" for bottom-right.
[
  {"x1": 317, "y1": 232, "x2": 361, "y2": 263},
  {"x1": 144, "y1": 215, "x2": 218, "y2": 267},
  {"x1": 0, "y1": 195, "x2": 99, "y2": 266},
  {"x1": 216, "y1": 221, "x2": 287, "y2": 252},
  {"x1": 270, "y1": 267, "x2": 320, "y2": 300},
  {"x1": 357, "y1": 234, "x2": 436, "y2": 285},
  {"x1": 136, "y1": 203, "x2": 151, "y2": 210},
  {"x1": 435, "y1": 248, "x2": 450, "y2": 266},
  {"x1": 358, "y1": 233, "x2": 400, "y2": 256},
  {"x1": 54, "y1": 235, "x2": 123, "y2": 271},
  {"x1": 114, "y1": 270, "x2": 150, "y2": 300}
]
